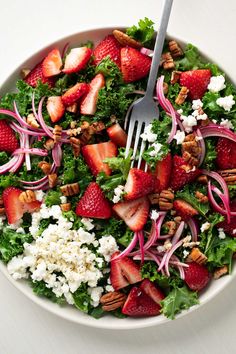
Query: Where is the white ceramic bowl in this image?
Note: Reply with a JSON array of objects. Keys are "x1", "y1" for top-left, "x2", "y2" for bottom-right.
[{"x1": 0, "y1": 27, "x2": 235, "y2": 330}]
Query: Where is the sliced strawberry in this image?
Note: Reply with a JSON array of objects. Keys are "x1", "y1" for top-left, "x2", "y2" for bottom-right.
[
  {"x1": 113, "y1": 196, "x2": 149, "y2": 232},
  {"x1": 80, "y1": 73, "x2": 105, "y2": 115},
  {"x1": 216, "y1": 138, "x2": 236, "y2": 169},
  {"x1": 82, "y1": 141, "x2": 117, "y2": 176},
  {"x1": 122, "y1": 286, "x2": 161, "y2": 317},
  {"x1": 75, "y1": 182, "x2": 112, "y2": 219},
  {"x1": 218, "y1": 201, "x2": 236, "y2": 237},
  {"x1": 140, "y1": 279, "x2": 165, "y2": 307},
  {"x1": 173, "y1": 199, "x2": 198, "y2": 221},
  {"x1": 106, "y1": 123, "x2": 127, "y2": 147},
  {"x1": 24, "y1": 62, "x2": 55, "y2": 88},
  {"x1": 93, "y1": 35, "x2": 122, "y2": 67},
  {"x1": 42, "y1": 48, "x2": 62, "y2": 77},
  {"x1": 121, "y1": 47, "x2": 152, "y2": 83},
  {"x1": 170, "y1": 155, "x2": 201, "y2": 191},
  {"x1": 61, "y1": 83, "x2": 89, "y2": 106},
  {"x1": 179, "y1": 69, "x2": 211, "y2": 100},
  {"x1": 46, "y1": 96, "x2": 65, "y2": 123},
  {"x1": 124, "y1": 168, "x2": 157, "y2": 200},
  {"x1": 154, "y1": 153, "x2": 172, "y2": 192},
  {"x1": 184, "y1": 262, "x2": 211, "y2": 292},
  {"x1": 3, "y1": 187, "x2": 41, "y2": 224},
  {"x1": 0, "y1": 120, "x2": 19, "y2": 153},
  {"x1": 62, "y1": 47, "x2": 92, "y2": 74},
  {"x1": 110, "y1": 251, "x2": 142, "y2": 290}
]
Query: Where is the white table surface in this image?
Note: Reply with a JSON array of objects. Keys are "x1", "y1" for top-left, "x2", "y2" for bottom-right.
[{"x1": 0, "y1": 0, "x2": 236, "y2": 353}]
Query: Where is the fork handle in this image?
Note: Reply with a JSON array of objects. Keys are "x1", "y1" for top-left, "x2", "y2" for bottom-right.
[{"x1": 145, "y1": 0, "x2": 173, "y2": 98}]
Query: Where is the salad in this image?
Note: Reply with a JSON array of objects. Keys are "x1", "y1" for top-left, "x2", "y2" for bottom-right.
[{"x1": 1, "y1": 17, "x2": 236, "y2": 320}]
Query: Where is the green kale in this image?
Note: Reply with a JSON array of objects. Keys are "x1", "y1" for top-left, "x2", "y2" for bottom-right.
[
  {"x1": 95, "y1": 218, "x2": 127, "y2": 241},
  {"x1": 0, "y1": 228, "x2": 33, "y2": 263},
  {"x1": 62, "y1": 210, "x2": 83, "y2": 230},
  {"x1": 72, "y1": 283, "x2": 92, "y2": 313},
  {"x1": 88, "y1": 306, "x2": 105, "y2": 319},
  {"x1": 206, "y1": 236, "x2": 236, "y2": 272},
  {"x1": 0, "y1": 151, "x2": 9, "y2": 165},
  {"x1": 44, "y1": 189, "x2": 61, "y2": 207},
  {"x1": 0, "y1": 173, "x2": 20, "y2": 194},
  {"x1": 95, "y1": 57, "x2": 123, "y2": 89},
  {"x1": 176, "y1": 184, "x2": 210, "y2": 216},
  {"x1": 161, "y1": 286, "x2": 199, "y2": 319},
  {"x1": 96, "y1": 172, "x2": 124, "y2": 200},
  {"x1": 126, "y1": 17, "x2": 155, "y2": 47},
  {"x1": 150, "y1": 114, "x2": 172, "y2": 144},
  {"x1": 199, "y1": 212, "x2": 224, "y2": 252},
  {"x1": 118, "y1": 229, "x2": 133, "y2": 248},
  {"x1": 175, "y1": 44, "x2": 204, "y2": 71},
  {"x1": 202, "y1": 138, "x2": 217, "y2": 170},
  {"x1": 30, "y1": 280, "x2": 65, "y2": 305},
  {"x1": 228, "y1": 185, "x2": 236, "y2": 199},
  {"x1": 142, "y1": 143, "x2": 169, "y2": 170},
  {"x1": 111, "y1": 308, "x2": 127, "y2": 318},
  {"x1": 60, "y1": 112, "x2": 76, "y2": 129},
  {"x1": 166, "y1": 83, "x2": 192, "y2": 115},
  {"x1": 104, "y1": 148, "x2": 131, "y2": 179}
]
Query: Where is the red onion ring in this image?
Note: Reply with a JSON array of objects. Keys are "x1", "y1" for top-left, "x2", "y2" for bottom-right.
[
  {"x1": 140, "y1": 47, "x2": 154, "y2": 56},
  {"x1": 195, "y1": 128, "x2": 206, "y2": 166},
  {"x1": 199, "y1": 124, "x2": 236, "y2": 143},
  {"x1": 186, "y1": 218, "x2": 199, "y2": 242}
]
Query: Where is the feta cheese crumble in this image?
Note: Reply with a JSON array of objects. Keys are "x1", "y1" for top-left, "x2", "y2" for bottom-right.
[
  {"x1": 112, "y1": 185, "x2": 125, "y2": 204},
  {"x1": 181, "y1": 114, "x2": 197, "y2": 133},
  {"x1": 200, "y1": 222, "x2": 211, "y2": 233},
  {"x1": 192, "y1": 99, "x2": 203, "y2": 110},
  {"x1": 35, "y1": 190, "x2": 45, "y2": 202},
  {"x1": 216, "y1": 95, "x2": 235, "y2": 111},
  {"x1": 218, "y1": 228, "x2": 226, "y2": 239},
  {"x1": 220, "y1": 118, "x2": 234, "y2": 130},
  {"x1": 88, "y1": 286, "x2": 103, "y2": 307},
  {"x1": 207, "y1": 75, "x2": 226, "y2": 93},
  {"x1": 81, "y1": 218, "x2": 94, "y2": 231},
  {"x1": 150, "y1": 210, "x2": 159, "y2": 221},
  {"x1": 183, "y1": 250, "x2": 190, "y2": 259},
  {"x1": 97, "y1": 235, "x2": 118, "y2": 262},
  {"x1": 149, "y1": 142, "x2": 163, "y2": 157},
  {"x1": 140, "y1": 123, "x2": 157, "y2": 143},
  {"x1": 173, "y1": 130, "x2": 185, "y2": 145}
]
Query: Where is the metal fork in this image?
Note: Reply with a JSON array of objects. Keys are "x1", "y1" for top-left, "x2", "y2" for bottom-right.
[{"x1": 125, "y1": 0, "x2": 173, "y2": 169}]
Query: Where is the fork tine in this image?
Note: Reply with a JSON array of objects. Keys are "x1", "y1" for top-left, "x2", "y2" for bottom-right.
[
  {"x1": 137, "y1": 139, "x2": 146, "y2": 169},
  {"x1": 131, "y1": 121, "x2": 144, "y2": 167},
  {"x1": 125, "y1": 120, "x2": 135, "y2": 158}
]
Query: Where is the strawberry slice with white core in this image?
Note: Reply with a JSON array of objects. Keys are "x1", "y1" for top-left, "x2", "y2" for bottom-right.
[
  {"x1": 106, "y1": 123, "x2": 127, "y2": 147},
  {"x1": 62, "y1": 47, "x2": 92, "y2": 74},
  {"x1": 112, "y1": 196, "x2": 149, "y2": 232},
  {"x1": 82, "y1": 141, "x2": 117, "y2": 176},
  {"x1": 80, "y1": 73, "x2": 105, "y2": 115},
  {"x1": 140, "y1": 279, "x2": 165, "y2": 307},
  {"x1": 42, "y1": 49, "x2": 62, "y2": 77},
  {"x1": 124, "y1": 168, "x2": 157, "y2": 200},
  {"x1": 3, "y1": 187, "x2": 41, "y2": 224},
  {"x1": 46, "y1": 96, "x2": 65, "y2": 123},
  {"x1": 110, "y1": 251, "x2": 142, "y2": 290},
  {"x1": 61, "y1": 82, "x2": 89, "y2": 106}
]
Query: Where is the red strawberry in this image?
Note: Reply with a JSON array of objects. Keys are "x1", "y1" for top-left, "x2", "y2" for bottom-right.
[
  {"x1": 216, "y1": 138, "x2": 236, "y2": 169},
  {"x1": 93, "y1": 35, "x2": 122, "y2": 67},
  {"x1": 121, "y1": 47, "x2": 152, "y2": 83},
  {"x1": 46, "y1": 96, "x2": 65, "y2": 123},
  {"x1": 140, "y1": 279, "x2": 165, "y2": 307},
  {"x1": 173, "y1": 199, "x2": 198, "y2": 221},
  {"x1": 62, "y1": 47, "x2": 92, "y2": 74},
  {"x1": 170, "y1": 155, "x2": 201, "y2": 191},
  {"x1": 61, "y1": 83, "x2": 89, "y2": 106},
  {"x1": 24, "y1": 62, "x2": 55, "y2": 88},
  {"x1": 113, "y1": 196, "x2": 149, "y2": 232},
  {"x1": 82, "y1": 141, "x2": 117, "y2": 176},
  {"x1": 154, "y1": 153, "x2": 172, "y2": 192},
  {"x1": 179, "y1": 69, "x2": 211, "y2": 100},
  {"x1": 3, "y1": 187, "x2": 41, "y2": 224},
  {"x1": 106, "y1": 123, "x2": 127, "y2": 147},
  {"x1": 42, "y1": 48, "x2": 62, "y2": 77},
  {"x1": 0, "y1": 120, "x2": 19, "y2": 153},
  {"x1": 80, "y1": 73, "x2": 105, "y2": 115},
  {"x1": 217, "y1": 201, "x2": 236, "y2": 237},
  {"x1": 184, "y1": 262, "x2": 211, "y2": 291},
  {"x1": 124, "y1": 168, "x2": 157, "y2": 200},
  {"x1": 110, "y1": 251, "x2": 142, "y2": 290},
  {"x1": 122, "y1": 286, "x2": 161, "y2": 317},
  {"x1": 75, "y1": 182, "x2": 112, "y2": 219}
]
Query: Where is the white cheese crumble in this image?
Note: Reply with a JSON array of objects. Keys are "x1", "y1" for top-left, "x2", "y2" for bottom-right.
[
  {"x1": 60, "y1": 195, "x2": 67, "y2": 204},
  {"x1": 97, "y1": 235, "x2": 118, "y2": 262},
  {"x1": 177, "y1": 109, "x2": 183, "y2": 114},
  {"x1": 216, "y1": 95, "x2": 235, "y2": 111},
  {"x1": 192, "y1": 110, "x2": 208, "y2": 121},
  {"x1": 35, "y1": 190, "x2": 45, "y2": 202},
  {"x1": 192, "y1": 99, "x2": 203, "y2": 110},
  {"x1": 220, "y1": 118, "x2": 234, "y2": 130},
  {"x1": 105, "y1": 284, "x2": 115, "y2": 292},
  {"x1": 218, "y1": 228, "x2": 226, "y2": 239},
  {"x1": 150, "y1": 210, "x2": 160, "y2": 221},
  {"x1": 207, "y1": 75, "x2": 226, "y2": 93},
  {"x1": 140, "y1": 124, "x2": 157, "y2": 143},
  {"x1": 173, "y1": 130, "x2": 185, "y2": 145},
  {"x1": 88, "y1": 286, "x2": 103, "y2": 307},
  {"x1": 181, "y1": 114, "x2": 197, "y2": 133},
  {"x1": 183, "y1": 250, "x2": 190, "y2": 259},
  {"x1": 149, "y1": 142, "x2": 163, "y2": 157},
  {"x1": 81, "y1": 218, "x2": 94, "y2": 231},
  {"x1": 112, "y1": 185, "x2": 125, "y2": 204},
  {"x1": 200, "y1": 222, "x2": 211, "y2": 233}
]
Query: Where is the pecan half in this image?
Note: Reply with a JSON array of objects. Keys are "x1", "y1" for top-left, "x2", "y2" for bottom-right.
[
  {"x1": 170, "y1": 70, "x2": 181, "y2": 84},
  {"x1": 100, "y1": 291, "x2": 127, "y2": 311},
  {"x1": 60, "y1": 203, "x2": 71, "y2": 212},
  {"x1": 148, "y1": 193, "x2": 159, "y2": 205},
  {"x1": 159, "y1": 189, "x2": 174, "y2": 210},
  {"x1": 27, "y1": 113, "x2": 40, "y2": 129},
  {"x1": 168, "y1": 40, "x2": 183, "y2": 58},
  {"x1": 175, "y1": 86, "x2": 189, "y2": 105},
  {"x1": 163, "y1": 221, "x2": 177, "y2": 236},
  {"x1": 218, "y1": 169, "x2": 236, "y2": 185},
  {"x1": 38, "y1": 161, "x2": 52, "y2": 175},
  {"x1": 188, "y1": 247, "x2": 207, "y2": 264},
  {"x1": 19, "y1": 190, "x2": 36, "y2": 203},
  {"x1": 161, "y1": 52, "x2": 175, "y2": 70},
  {"x1": 195, "y1": 191, "x2": 208, "y2": 204},
  {"x1": 70, "y1": 137, "x2": 81, "y2": 157},
  {"x1": 197, "y1": 175, "x2": 208, "y2": 184},
  {"x1": 113, "y1": 30, "x2": 142, "y2": 49},
  {"x1": 53, "y1": 125, "x2": 62, "y2": 143},
  {"x1": 163, "y1": 82, "x2": 169, "y2": 95},
  {"x1": 44, "y1": 138, "x2": 55, "y2": 151},
  {"x1": 66, "y1": 103, "x2": 78, "y2": 113},
  {"x1": 182, "y1": 151, "x2": 199, "y2": 166},
  {"x1": 60, "y1": 182, "x2": 80, "y2": 196},
  {"x1": 213, "y1": 265, "x2": 228, "y2": 279},
  {"x1": 48, "y1": 174, "x2": 58, "y2": 188}
]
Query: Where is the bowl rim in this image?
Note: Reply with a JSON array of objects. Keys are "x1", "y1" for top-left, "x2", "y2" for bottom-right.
[{"x1": 0, "y1": 25, "x2": 235, "y2": 330}]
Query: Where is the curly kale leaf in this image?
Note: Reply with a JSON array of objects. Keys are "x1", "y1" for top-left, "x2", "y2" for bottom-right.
[
  {"x1": 126, "y1": 17, "x2": 155, "y2": 47},
  {"x1": 95, "y1": 57, "x2": 123, "y2": 89},
  {"x1": 202, "y1": 138, "x2": 217, "y2": 170},
  {"x1": 30, "y1": 280, "x2": 66, "y2": 305},
  {"x1": 175, "y1": 44, "x2": 204, "y2": 71},
  {"x1": 0, "y1": 173, "x2": 20, "y2": 194},
  {"x1": 176, "y1": 184, "x2": 210, "y2": 216},
  {"x1": 206, "y1": 236, "x2": 236, "y2": 272},
  {"x1": 72, "y1": 283, "x2": 92, "y2": 313},
  {"x1": 0, "y1": 228, "x2": 33, "y2": 263},
  {"x1": 44, "y1": 189, "x2": 61, "y2": 207}
]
